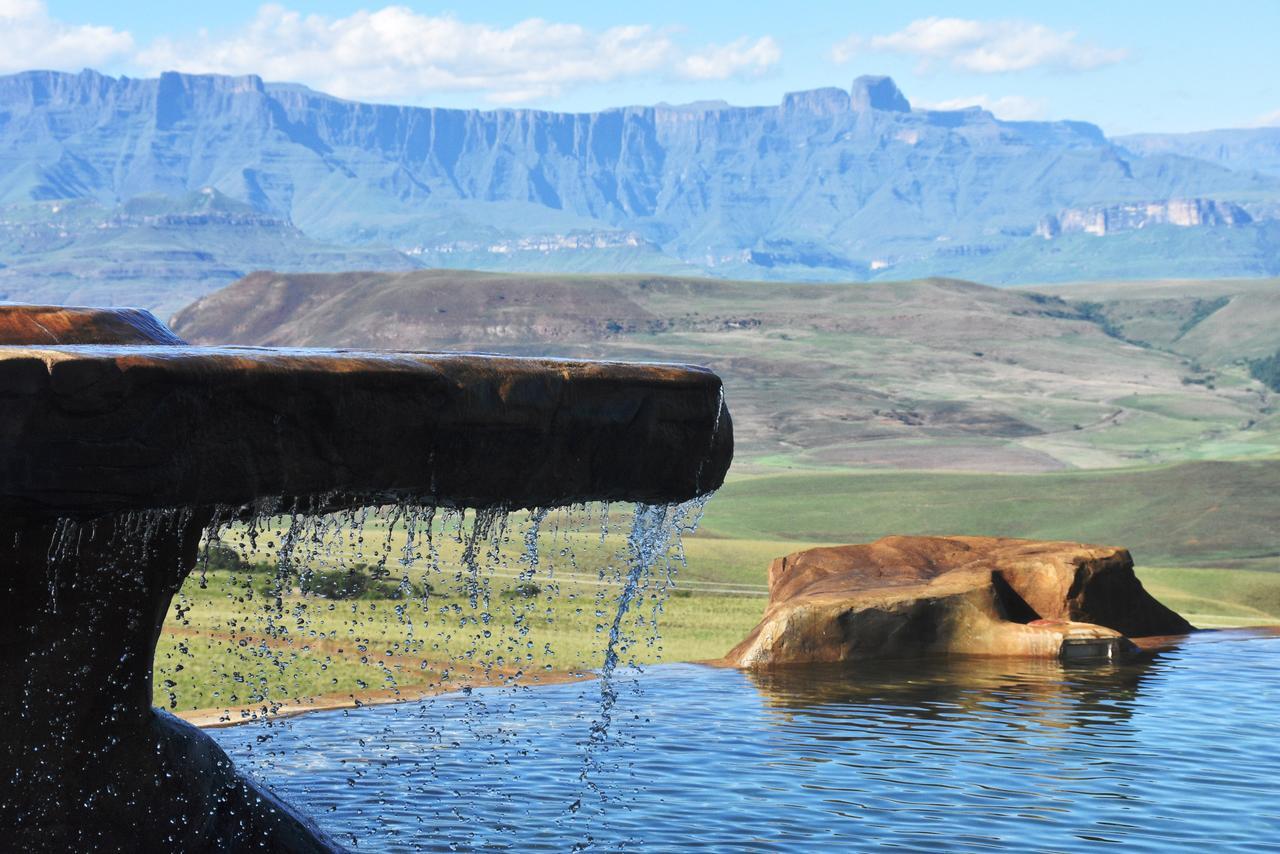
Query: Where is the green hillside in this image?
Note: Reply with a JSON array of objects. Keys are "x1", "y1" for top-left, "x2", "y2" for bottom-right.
[
  {"x1": 1029, "y1": 277, "x2": 1280, "y2": 365},
  {"x1": 696, "y1": 460, "x2": 1280, "y2": 571},
  {"x1": 174, "y1": 270, "x2": 1280, "y2": 474}
]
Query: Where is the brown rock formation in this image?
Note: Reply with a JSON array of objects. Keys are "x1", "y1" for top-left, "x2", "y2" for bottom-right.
[
  {"x1": 727, "y1": 536, "x2": 1193, "y2": 668},
  {"x1": 0, "y1": 346, "x2": 731, "y2": 518},
  {"x1": 0, "y1": 304, "x2": 186, "y2": 345},
  {"x1": 0, "y1": 304, "x2": 734, "y2": 850}
]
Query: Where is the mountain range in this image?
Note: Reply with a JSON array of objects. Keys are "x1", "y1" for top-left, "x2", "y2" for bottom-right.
[{"x1": 0, "y1": 69, "x2": 1278, "y2": 313}]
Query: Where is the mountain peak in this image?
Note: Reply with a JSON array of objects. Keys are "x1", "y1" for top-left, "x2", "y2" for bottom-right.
[
  {"x1": 781, "y1": 87, "x2": 851, "y2": 116},
  {"x1": 850, "y1": 75, "x2": 910, "y2": 113},
  {"x1": 157, "y1": 69, "x2": 265, "y2": 94}
]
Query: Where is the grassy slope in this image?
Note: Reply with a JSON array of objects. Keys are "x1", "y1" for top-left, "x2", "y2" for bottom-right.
[
  {"x1": 157, "y1": 271, "x2": 1280, "y2": 714},
  {"x1": 172, "y1": 270, "x2": 1280, "y2": 473},
  {"x1": 1028, "y1": 277, "x2": 1280, "y2": 365},
  {"x1": 696, "y1": 460, "x2": 1280, "y2": 569}
]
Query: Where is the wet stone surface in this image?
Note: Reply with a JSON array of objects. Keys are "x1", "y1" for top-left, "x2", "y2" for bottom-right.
[{"x1": 0, "y1": 305, "x2": 732, "y2": 850}]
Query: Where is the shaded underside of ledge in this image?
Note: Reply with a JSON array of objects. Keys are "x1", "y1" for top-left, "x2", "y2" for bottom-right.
[{"x1": 0, "y1": 345, "x2": 732, "y2": 516}]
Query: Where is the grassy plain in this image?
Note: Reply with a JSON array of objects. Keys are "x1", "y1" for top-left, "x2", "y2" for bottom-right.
[
  {"x1": 159, "y1": 551, "x2": 768, "y2": 717},
  {"x1": 160, "y1": 462, "x2": 1280, "y2": 719},
  {"x1": 159, "y1": 272, "x2": 1280, "y2": 719},
  {"x1": 696, "y1": 460, "x2": 1280, "y2": 570}
]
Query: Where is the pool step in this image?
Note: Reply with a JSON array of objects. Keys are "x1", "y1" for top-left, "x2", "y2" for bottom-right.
[
  {"x1": 1060, "y1": 635, "x2": 1128, "y2": 661},
  {"x1": 1023, "y1": 619, "x2": 1134, "y2": 662}
]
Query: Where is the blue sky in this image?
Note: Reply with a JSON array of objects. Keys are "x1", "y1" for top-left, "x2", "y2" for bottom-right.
[{"x1": 12, "y1": 1, "x2": 1277, "y2": 134}]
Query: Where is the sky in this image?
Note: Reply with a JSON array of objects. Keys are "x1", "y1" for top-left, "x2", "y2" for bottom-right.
[{"x1": 5, "y1": 1, "x2": 1276, "y2": 134}]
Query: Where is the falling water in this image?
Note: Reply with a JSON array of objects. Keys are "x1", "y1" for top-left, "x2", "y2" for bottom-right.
[{"x1": 140, "y1": 493, "x2": 709, "y2": 845}]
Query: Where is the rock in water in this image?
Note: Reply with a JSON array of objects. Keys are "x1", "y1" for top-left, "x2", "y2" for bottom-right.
[{"x1": 726, "y1": 536, "x2": 1193, "y2": 668}]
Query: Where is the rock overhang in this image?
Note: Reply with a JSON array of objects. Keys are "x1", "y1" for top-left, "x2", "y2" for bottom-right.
[{"x1": 0, "y1": 306, "x2": 734, "y2": 517}]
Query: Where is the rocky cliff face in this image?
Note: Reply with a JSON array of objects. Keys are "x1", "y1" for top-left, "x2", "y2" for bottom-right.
[
  {"x1": 1036, "y1": 199, "x2": 1253, "y2": 238},
  {"x1": 0, "y1": 69, "x2": 1278, "y2": 304}
]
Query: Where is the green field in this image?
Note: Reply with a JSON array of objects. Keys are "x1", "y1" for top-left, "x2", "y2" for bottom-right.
[
  {"x1": 159, "y1": 459, "x2": 1280, "y2": 718},
  {"x1": 695, "y1": 460, "x2": 1280, "y2": 570},
  {"x1": 159, "y1": 550, "x2": 766, "y2": 716},
  {"x1": 157, "y1": 508, "x2": 773, "y2": 716},
  {"x1": 157, "y1": 273, "x2": 1280, "y2": 719}
]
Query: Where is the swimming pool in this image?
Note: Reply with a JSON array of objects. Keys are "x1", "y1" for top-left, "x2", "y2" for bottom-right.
[{"x1": 213, "y1": 631, "x2": 1280, "y2": 851}]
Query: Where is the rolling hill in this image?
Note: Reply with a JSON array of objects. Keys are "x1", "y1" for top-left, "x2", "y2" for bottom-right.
[
  {"x1": 1032, "y1": 277, "x2": 1280, "y2": 365},
  {"x1": 173, "y1": 269, "x2": 1280, "y2": 474}
]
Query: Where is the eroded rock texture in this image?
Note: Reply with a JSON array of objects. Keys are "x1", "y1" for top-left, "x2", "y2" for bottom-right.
[
  {"x1": 0, "y1": 304, "x2": 734, "y2": 851},
  {"x1": 0, "y1": 346, "x2": 731, "y2": 517},
  {"x1": 0, "y1": 304, "x2": 186, "y2": 345},
  {"x1": 727, "y1": 536, "x2": 1193, "y2": 668}
]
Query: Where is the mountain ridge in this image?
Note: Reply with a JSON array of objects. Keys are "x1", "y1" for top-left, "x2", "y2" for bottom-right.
[
  {"x1": 1118, "y1": 128, "x2": 1280, "y2": 178},
  {"x1": 0, "y1": 69, "x2": 1278, "y2": 310}
]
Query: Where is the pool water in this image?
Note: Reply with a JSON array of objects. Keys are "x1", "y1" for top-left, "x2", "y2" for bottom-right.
[{"x1": 212, "y1": 632, "x2": 1280, "y2": 851}]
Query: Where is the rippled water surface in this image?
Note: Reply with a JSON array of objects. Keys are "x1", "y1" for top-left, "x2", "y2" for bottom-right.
[{"x1": 212, "y1": 633, "x2": 1280, "y2": 851}]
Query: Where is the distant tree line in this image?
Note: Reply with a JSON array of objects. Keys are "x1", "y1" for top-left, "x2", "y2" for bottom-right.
[{"x1": 1250, "y1": 350, "x2": 1280, "y2": 392}]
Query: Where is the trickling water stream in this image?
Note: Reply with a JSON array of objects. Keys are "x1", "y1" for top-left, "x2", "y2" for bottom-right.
[
  {"x1": 1, "y1": 306, "x2": 734, "y2": 850},
  {"x1": 147, "y1": 496, "x2": 708, "y2": 847}
]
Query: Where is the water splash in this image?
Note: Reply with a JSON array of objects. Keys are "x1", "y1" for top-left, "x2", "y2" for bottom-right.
[
  {"x1": 570, "y1": 497, "x2": 709, "y2": 839},
  {"x1": 130, "y1": 493, "x2": 712, "y2": 845}
]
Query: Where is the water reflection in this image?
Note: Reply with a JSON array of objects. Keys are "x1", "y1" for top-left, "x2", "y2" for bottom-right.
[
  {"x1": 746, "y1": 653, "x2": 1156, "y2": 728},
  {"x1": 212, "y1": 635, "x2": 1280, "y2": 851}
]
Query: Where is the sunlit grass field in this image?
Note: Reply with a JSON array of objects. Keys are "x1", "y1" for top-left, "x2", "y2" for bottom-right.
[
  {"x1": 698, "y1": 460, "x2": 1280, "y2": 570},
  {"x1": 158, "y1": 461, "x2": 1280, "y2": 721},
  {"x1": 158, "y1": 508, "x2": 773, "y2": 718},
  {"x1": 157, "y1": 578, "x2": 766, "y2": 716}
]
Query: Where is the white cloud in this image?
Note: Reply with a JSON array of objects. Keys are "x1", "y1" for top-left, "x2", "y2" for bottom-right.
[
  {"x1": 678, "y1": 36, "x2": 780, "y2": 81},
  {"x1": 829, "y1": 35, "x2": 865, "y2": 65},
  {"x1": 916, "y1": 94, "x2": 1050, "y2": 121},
  {"x1": 1255, "y1": 109, "x2": 1280, "y2": 127},
  {"x1": 0, "y1": 0, "x2": 132, "y2": 73},
  {"x1": 834, "y1": 17, "x2": 1126, "y2": 74},
  {"x1": 134, "y1": 5, "x2": 780, "y2": 104}
]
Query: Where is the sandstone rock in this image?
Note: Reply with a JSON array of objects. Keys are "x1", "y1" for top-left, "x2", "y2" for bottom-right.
[
  {"x1": 0, "y1": 304, "x2": 185, "y2": 345},
  {"x1": 727, "y1": 536, "x2": 1192, "y2": 668},
  {"x1": 0, "y1": 304, "x2": 734, "y2": 850},
  {"x1": 0, "y1": 309, "x2": 732, "y2": 517}
]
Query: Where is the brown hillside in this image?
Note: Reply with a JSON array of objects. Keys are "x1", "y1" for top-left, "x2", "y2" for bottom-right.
[{"x1": 172, "y1": 270, "x2": 1280, "y2": 472}]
